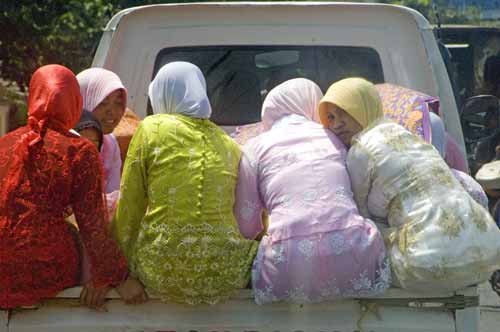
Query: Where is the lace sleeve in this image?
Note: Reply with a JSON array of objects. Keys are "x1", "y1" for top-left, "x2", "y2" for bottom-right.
[{"x1": 71, "y1": 142, "x2": 128, "y2": 288}]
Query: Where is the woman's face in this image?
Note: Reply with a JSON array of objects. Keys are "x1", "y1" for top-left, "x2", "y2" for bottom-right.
[
  {"x1": 324, "y1": 103, "x2": 362, "y2": 147},
  {"x1": 79, "y1": 128, "x2": 101, "y2": 150},
  {"x1": 92, "y1": 90, "x2": 125, "y2": 134}
]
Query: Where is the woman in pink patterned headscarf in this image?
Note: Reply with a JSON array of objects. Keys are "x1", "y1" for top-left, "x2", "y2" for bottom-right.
[
  {"x1": 77, "y1": 68, "x2": 127, "y2": 194},
  {"x1": 376, "y1": 83, "x2": 468, "y2": 172},
  {"x1": 234, "y1": 78, "x2": 390, "y2": 304}
]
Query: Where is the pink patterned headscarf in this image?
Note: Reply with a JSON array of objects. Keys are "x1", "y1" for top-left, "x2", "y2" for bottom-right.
[
  {"x1": 375, "y1": 83, "x2": 437, "y2": 143},
  {"x1": 76, "y1": 68, "x2": 127, "y2": 113}
]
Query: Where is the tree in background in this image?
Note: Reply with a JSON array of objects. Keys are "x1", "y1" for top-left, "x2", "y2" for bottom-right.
[
  {"x1": 0, "y1": 1, "x2": 118, "y2": 92},
  {"x1": 377, "y1": 0, "x2": 481, "y2": 24},
  {"x1": 378, "y1": 0, "x2": 433, "y2": 18},
  {"x1": 0, "y1": 0, "x2": 204, "y2": 92}
]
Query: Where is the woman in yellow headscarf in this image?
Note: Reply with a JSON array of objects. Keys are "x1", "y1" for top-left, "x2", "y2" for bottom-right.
[
  {"x1": 318, "y1": 77, "x2": 382, "y2": 147},
  {"x1": 318, "y1": 77, "x2": 500, "y2": 292}
]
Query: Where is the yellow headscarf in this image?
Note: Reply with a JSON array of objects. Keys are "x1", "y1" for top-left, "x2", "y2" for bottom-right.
[{"x1": 318, "y1": 77, "x2": 383, "y2": 129}]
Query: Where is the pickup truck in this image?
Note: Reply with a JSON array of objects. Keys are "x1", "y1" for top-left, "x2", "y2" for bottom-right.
[{"x1": 0, "y1": 2, "x2": 488, "y2": 331}]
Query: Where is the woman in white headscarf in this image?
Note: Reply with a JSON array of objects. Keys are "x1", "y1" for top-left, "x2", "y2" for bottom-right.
[{"x1": 112, "y1": 62, "x2": 257, "y2": 305}]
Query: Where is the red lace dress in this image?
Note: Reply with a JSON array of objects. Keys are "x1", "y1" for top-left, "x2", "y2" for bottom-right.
[{"x1": 0, "y1": 127, "x2": 128, "y2": 308}]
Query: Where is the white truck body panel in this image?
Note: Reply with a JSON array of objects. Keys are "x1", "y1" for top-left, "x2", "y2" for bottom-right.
[{"x1": 6, "y1": 287, "x2": 478, "y2": 332}]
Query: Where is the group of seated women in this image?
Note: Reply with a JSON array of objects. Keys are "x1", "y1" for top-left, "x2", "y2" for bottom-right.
[{"x1": 1, "y1": 61, "x2": 500, "y2": 310}]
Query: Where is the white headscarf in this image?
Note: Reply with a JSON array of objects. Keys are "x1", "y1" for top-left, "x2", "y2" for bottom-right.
[
  {"x1": 148, "y1": 61, "x2": 212, "y2": 118},
  {"x1": 76, "y1": 68, "x2": 127, "y2": 113},
  {"x1": 429, "y1": 112, "x2": 447, "y2": 158},
  {"x1": 261, "y1": 78, "x2": 323, "y2": 131}
]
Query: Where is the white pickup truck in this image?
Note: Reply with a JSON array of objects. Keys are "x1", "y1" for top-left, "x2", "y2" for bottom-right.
[{"x1": 1, "y1": 2, "x2": 488, "y2": 332}]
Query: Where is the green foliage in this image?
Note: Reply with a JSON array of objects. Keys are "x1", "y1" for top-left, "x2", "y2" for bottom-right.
[
  {"x1": 379, "y1": 0, "x2": 432, "y2": 17},
  {"x1": 0, "y1": 0, "x2": 487, "y2": 92},
  {"x1": 0, "y1": 0, "x2": 116, "y2": 91},
  {"x1": 377, "y1": 0, "x2": 481, "y2": 24}
]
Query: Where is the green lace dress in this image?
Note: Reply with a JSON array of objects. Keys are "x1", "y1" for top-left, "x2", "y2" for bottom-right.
[{"x1": 113, "y1": 113, "x2": 258, "y2": 304}]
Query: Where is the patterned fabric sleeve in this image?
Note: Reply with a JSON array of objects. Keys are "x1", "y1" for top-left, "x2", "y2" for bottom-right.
[
  {"x1": 234, "y1": 145, "x2": 265, "y2": 239},
  {"x1": 112, "y1": 123, "x2": 148, "y2": 271},
  {"x1": 71, "y1": 143, "x2": 128, "y2": 288},
  {"x1": 346, "y1": 144, "x2": 372, "y2": 219}
]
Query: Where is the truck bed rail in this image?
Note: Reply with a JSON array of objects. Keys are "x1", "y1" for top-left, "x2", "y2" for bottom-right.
[{"x1": 1, "y1": 286, "x2": 479, "y2": 332}]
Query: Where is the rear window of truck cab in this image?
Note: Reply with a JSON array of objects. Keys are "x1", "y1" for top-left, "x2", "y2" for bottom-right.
[{"x1": 151, "y1": 46, "x2": 384, "y2": 125}]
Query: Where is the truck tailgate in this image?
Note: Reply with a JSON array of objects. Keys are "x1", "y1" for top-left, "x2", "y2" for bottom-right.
[{"x1": 4, "y1": 286, "x2": 478, "y2": 332}]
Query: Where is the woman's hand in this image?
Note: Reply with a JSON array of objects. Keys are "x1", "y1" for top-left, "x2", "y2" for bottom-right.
[
  {"x1": 116, "y1": 276, "x2": 148, "y2": 305},
  {"x1": 80, "y1": 284, "x2": 110, "y2": 311},
  {"x1": 255, "y1": 210, "x2": 269, "y2": 241}
]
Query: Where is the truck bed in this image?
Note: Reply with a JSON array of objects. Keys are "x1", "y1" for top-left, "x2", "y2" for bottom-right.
[{"x1": 1, "y1": 286, "x2": 479, "y2": 332}]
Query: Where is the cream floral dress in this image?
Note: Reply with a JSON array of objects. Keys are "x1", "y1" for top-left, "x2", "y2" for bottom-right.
[{"x1": 347, "y1": 120, "x2": 500, "y2": 292}]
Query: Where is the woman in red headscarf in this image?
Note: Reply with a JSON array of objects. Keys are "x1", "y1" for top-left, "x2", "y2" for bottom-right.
[{"x1": 0, "y1": 65, "x2": 136, "y2": 309}]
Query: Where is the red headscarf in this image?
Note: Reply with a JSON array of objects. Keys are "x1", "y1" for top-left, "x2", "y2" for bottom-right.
[{"x1": 0, "y1": 64, "x2": 82, "y2": 206}]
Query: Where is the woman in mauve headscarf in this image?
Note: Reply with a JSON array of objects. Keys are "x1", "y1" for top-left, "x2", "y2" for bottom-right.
[
  {"x1": 319, "y1": 77, "x2": 500, "y2": 292},
  {"x1": 76, "y1": 68, "x2": 127, "y2": 194},
  {"x1": 0, "y1": 65, "x2": 131, "y2": 309},
  {"x1": 234, "y1": 78, "x2": 390, "y2": 304},
  {"x1": 112, "y1": 61, "x2": 257, "y2": 305}
]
